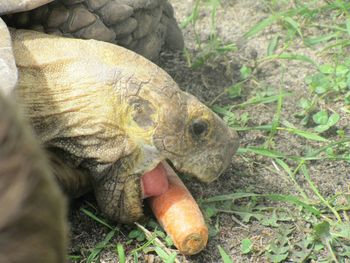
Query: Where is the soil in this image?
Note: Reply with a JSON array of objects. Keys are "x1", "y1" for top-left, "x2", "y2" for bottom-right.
[{"x1": 69, "y1": 1, "x2": 350, "y2": 262}]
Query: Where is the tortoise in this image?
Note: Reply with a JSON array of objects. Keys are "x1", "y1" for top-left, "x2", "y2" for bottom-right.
[{"x1": 0, "y1": 0, "x2": 239, "y2": 261}]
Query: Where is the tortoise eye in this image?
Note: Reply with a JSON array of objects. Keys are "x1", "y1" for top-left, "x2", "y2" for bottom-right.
[{"x1": 190, "y1": 119, "x2": 208, "y2": 137}]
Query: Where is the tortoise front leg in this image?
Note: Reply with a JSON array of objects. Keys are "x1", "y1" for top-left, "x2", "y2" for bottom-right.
[
  {"x1": 93, "y1": 165, "x2": 144, "y2": 224},
  {"x1": 47, "y1": 151, "x2": 93, "y2": 198}
]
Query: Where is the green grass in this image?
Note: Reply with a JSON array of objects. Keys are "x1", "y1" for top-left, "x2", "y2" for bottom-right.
[
  {"x1": 184, "y1": 0, "x2": 350, "y2": 262},
  {"x1": 71, "y1": 1, "x2": 350, "y2": 262},
  {"x1": 74, "y1": 208, "x2": 180, "y2": 263},
  {"x1": 207, "y1": 0, "x2": 350, "y2": 262},
  {"x1": 181, "y1": 0, "x2": 237, "y2": 69}
]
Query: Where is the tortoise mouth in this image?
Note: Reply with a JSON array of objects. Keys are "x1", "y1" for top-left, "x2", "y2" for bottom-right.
[
  {"x1": 114, "y1": 161, "x2": 175, "y2": 223},
  {"x1": 141, "y1": 162, "x2": 170, "y2": 199}
]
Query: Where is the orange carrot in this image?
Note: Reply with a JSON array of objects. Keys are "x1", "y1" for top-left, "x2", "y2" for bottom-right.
[{"x1": 147, "y1": 161, "x2": 208, "y2": 255}]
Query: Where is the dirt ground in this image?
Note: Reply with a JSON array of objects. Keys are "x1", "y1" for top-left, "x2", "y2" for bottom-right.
[{"x1": 69, "y1": 1, "x2": 350, "y2": 262}]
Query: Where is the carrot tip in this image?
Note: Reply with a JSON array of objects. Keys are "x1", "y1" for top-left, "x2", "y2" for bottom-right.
[{"x1": 177, "y1": 229, "x2": 208, "y2": 255}]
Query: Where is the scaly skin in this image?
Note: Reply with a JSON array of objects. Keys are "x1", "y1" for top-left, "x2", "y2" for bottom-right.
[
  {"x1": 12, "y1": 29, "x2": 239, "y2": 223},
  {"x1": 2, "y1": 0, "x2": 184, "y2": 61}
]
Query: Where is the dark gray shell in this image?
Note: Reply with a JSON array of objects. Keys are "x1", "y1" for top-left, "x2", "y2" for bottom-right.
[{"x1": 2, "y1": 0, "x2": 184, "y2": 61}]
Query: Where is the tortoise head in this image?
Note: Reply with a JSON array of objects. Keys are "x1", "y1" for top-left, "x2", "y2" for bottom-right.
[
  {"x1": 131, "y1": 73, "x2": 239, "y2": 184},
  {"x1": 155, "y1": 94, "x2": 239, "y2": 183}
]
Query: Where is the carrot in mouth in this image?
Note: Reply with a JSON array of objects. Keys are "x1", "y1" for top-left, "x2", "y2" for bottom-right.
[{"x1": 146, "y1": 161, "x2": 208, "y2": 255}]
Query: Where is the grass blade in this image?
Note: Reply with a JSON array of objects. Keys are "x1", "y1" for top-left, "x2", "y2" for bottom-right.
[
  {"x1": 154, "y1": 246, "x2": 170, "y2": 261},
  {"x1": 301, "y1": 165, "x2": 341, "y2": 221},
  {"x1": 304, "y1": 33, "x2": 337, "y2": 46},
  {"x1": 218, "y1": 245, "x2": 234, "y2": 263},
  {"x1": 202, "y1": 192, "x2": 260, "y2": 203},
  {"x1": 165, "y1": 252, "x2": 177, "y2": 263},
  {"x1": 235, "y1": 93, "x2": 291, "y2": 108},
  {"x1": 263, "y1": 194, "x2": 321, "y2": 216},
  {"x1": 87, "y1": 229, "x2": 116, "y2": 263},
  {"x1": 278, "y1": 127, "x2": 328, "y2": 142},
  {"x1": 346, "y1": 19, "x2": 350, "y2": 36},
  {"x1": 202, "y1": 191, "x2": 320, "y2": 216},
  {"x1": 267, "y1": 69, "x2": 285, "y2": 144},
  {"x1": 283, "y1": 17, "x2": 303, "y2": 38},
  {"x1": 277, "y1": 53, "x2": 318, "y2": 66},
  {"x1": 274, "y1": 158, "x2": 308, "y2": 199},
  {"x1": 241, "y1": 238, "x2": 253, "y2": 254},
  {"x1": 116, "y1": 243, "x2": 126, "y2": 263},
  {"x1": 238, "y1": 147, "x2": 285, "y2": 158},
  {"x1": 267, "y1": 35, "x2": 280, "y2": 56},
  {"x1": 80, "y1": 208, "x2": 115, "y2": 230},
  {"x1": 134, "y1": 223, "x2": 180, "y2": 263},
  {"x1": 230, "y1": 125, "x2": 273, "y2": 131},
  {"x1": 180, "y1": 0, "x2": 200, "y2": 28},
  {"x1": 245, "y1": 15, "x2": 278, "y2": 38}
]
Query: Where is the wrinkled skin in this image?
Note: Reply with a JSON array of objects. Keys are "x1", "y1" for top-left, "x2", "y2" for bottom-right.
[{"x1": 12, "y1": 29, "x2": 239, "y2": 223}]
